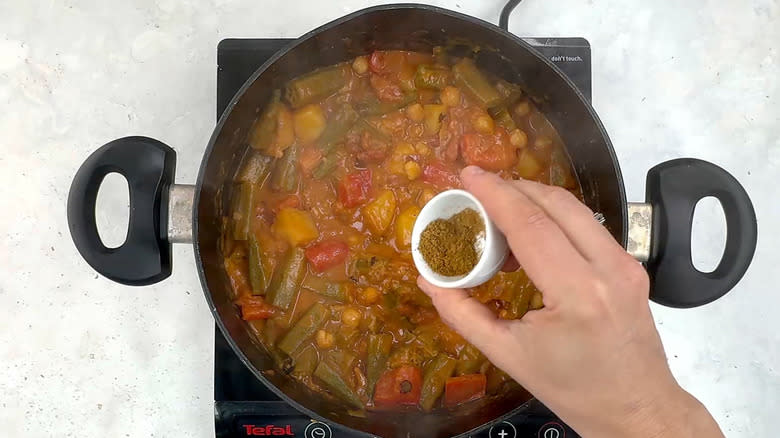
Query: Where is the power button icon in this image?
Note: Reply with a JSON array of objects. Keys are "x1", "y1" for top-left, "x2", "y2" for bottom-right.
[
  {"x1": 304, "y1": 421, "x2": 332, "y2": 438},
  {"x1": 538, "y1": 421, "x2": 566, "y2": 438}
]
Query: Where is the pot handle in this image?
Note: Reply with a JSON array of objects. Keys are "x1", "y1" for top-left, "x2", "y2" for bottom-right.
[
  {"x1": 67, "y1": 136, "x2": 177, "y2": 286},
  {"x1": 645, "y1": 158, "x2": 757, "y2": 308}
]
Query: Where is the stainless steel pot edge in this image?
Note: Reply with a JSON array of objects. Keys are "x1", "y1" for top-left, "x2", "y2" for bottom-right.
[
  {"x1": 627, "y1": 203, "x2": 652, "y2": 262},
  {"x1": 168, "y1": 184, "x2": 196, "y2": 244}
]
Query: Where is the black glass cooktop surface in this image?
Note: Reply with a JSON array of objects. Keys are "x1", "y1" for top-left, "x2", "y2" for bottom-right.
[{"x1": 214, "y1": 37, "x2": 591, "y2": 438}]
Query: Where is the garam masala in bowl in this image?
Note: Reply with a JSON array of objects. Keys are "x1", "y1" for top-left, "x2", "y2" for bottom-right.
[{"x1": 418, "y1": 208, "x2": 486, "y2": 276}]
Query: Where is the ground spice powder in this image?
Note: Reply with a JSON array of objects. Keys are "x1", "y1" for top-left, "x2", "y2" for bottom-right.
[{"x1": 419, "y1": 208, "x2": 485, "y2": 276}]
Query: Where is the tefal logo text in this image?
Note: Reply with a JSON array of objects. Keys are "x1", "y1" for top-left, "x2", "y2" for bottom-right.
[{"x1": 243, "y1": 424, "x2": 294, "y2": 436}]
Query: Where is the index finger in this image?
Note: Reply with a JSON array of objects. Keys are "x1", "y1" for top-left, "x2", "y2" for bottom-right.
[
  {"x1": 417, "y1": 277, "x2": 519, "y2": 361},
  {"x1": 461, "y1": 166, "x2": 595, "y2": 301}
]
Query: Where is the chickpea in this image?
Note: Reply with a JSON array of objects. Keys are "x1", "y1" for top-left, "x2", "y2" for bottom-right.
[
  {"x1": 346, "y1": 233, "x2": 363, "y2": 247},
  {"x1": 341, "y1": 307, "x2": 362, "y2": 327},
  {"x1": 395, "y1": 142, "x2": 416, "y2": 156},
  {"x1": 471, "y1": 112, "x2": 495, "y2": 135},
  {"x1": 404, "y1": 161, "x2": 422, "y2": 181},
  {"x1": 414, "y1": 142, "x2": 431, "y2": 156},
  {"x1": 514, "y1": 100, "x2": 532, "y2": 118},
  {"x1": 293, "y1": 104, "x2": 326, "y2": 143},
  {"x1": 510, "y1": 129, "x2": 528, "y2": 148},
  {"x1": 530, "y1": 291, "x2": 544, "y2": 310},
  {"x1": 405, "y1": 103, "x2": 425, "y2": 122},
  {"x1": 316, "y1": 330, "x2": 335, "y2": 349},
  {"x1": 440, "y1": 86, "x2": 461, "y2": 107},
  {"x1": 352, "y1": 56, "x2": 369, "y2": 75},
  {"x1": 358, "y1": 286, "x2": 381, "y2": 306},
  {"x1": 408, "y1": 123, "x2": 425, "y2": 138},
  {"x1": 534, "y1": 136, "x2": 553, "y2": 154},
  {"x1": 419, "y1": 188, "x2": 436, "y2": 206},
  {"x1": 389, "y1": 157, "x2": 406, "y2": 175}
]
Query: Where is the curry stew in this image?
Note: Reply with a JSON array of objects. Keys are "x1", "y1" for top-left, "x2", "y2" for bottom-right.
[{"x1": 222, "y1": 50, "x2": 580, "y2": 411}]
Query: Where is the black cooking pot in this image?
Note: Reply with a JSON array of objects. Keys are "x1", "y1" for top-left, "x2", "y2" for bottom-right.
[{"x1": 66, "y1": 4, "x2": 758, "y2": 438}]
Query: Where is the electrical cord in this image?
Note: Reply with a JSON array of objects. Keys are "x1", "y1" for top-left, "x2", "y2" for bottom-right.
[{"x1": 499, "y1": 0, "x2": 523, "y2": 31}]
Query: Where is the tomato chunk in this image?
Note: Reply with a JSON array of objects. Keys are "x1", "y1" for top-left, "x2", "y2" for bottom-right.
[
  {"x1": 224, "y1": 254, "x2": 251, "y2": 297},
  {"x1": 461, "y1": 129, "x2": 518, "y2": 171},
  {"x1": 443, "y1": 374, "x2": 487, "y2": 407},
  {"x1": 369, "y1": 51, "x2": 388, "y2": 74},
  {"x1": 370, "y1": 73, "x2": 404, "y2": 102},
  {"x1": 422, "y1": 161, "x2": 461, "y2": 190},
  {"x1": 368, "y1": 51, "x2": 409, "y2": 76},
  {"x1": 274, "y1": 195, "x2": 300, "y2": 212},
  {"x1": 337, "y1": 169, "x2": 373, "y2": 207},
  {"x1": 298, "y1": 145, "x2": 323, "y2": 175},
  {"x1": 305, "y1": 240, "x2": 349, "y2": 272},
  {"x1": 237, "y1": 296, "x2": 277, "y2": 321},
  {"x1": 373, "y1": 366, "x2": 423, "y2": 407}
]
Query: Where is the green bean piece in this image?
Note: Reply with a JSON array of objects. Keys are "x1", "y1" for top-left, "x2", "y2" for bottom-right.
[
  {"x1": 263, "y1": 317, "x2": 287, "y2": 346},
  {"x1": 354, "y1": 92, "x2": 418, "y2": 117},
  {"x1": 318, "y1": 104, "x2": 359, "y2": 149},
  {"x1": 292, "y1": 344, "x2": 319, "y2": 377},
  {"x1": 359, "y1": 307, "x2": 382, "y2": 334},
  {"x1": 412, "y1": 330, "x2": 439, "y2": 359},
  {"x1": 271, "y1": 349, "x2": 292, "y2": 373},
  {"x1": 366, "y1": 333, "x2": 393, "y2": 397},
  {"x1": 352, "y1": 257, "x2": 373, "y2": 275},
  {"x1": 456, "y1": 344, "x2": 484, "y2": 376},
  {"x1": 277, "y1": 303, "x2": 329, "y2": 356},
  {"x1": 285, "y1": 64, "x2": 349, "y2": 109},
  {"x1": 488, "y1": 106, "x2": 517, "y2": 131},
  {"x1": 549, "y1": 149, "x2": 578, "y2": 190},
  {"x1": 327, "y1": 349, "x2": 357, "y2": 374},
  {"x1": 266, "y1": 247, "x2": 306, "y2": 310},
  {"x1": 486, "y1": 366, "x2": 512, "y2": 395},
  {"x1": 248, "y1": 233, "x2": 272, "y2": 295},
  {"x1": 301, "y1": 276, "x2": 348, "y2": 302},
  {"x1": 356, "y1": 118, "x2": 391, "y2": 143},
  {"x1": 414, "y1": 64, "x2": 452, "y2": 90},
  {"x1": 381, "y1": 291, "x2": 398, "y2": 309},
  {"x1": 335, "y1": 326, "x2": 360, "y2": 349},
  {"x1": 312, "y1": 151, "x2": 341, "y2": 179},
  {"x1": 271, "y1": 143, "x2": 300, "y2": 193},
  {"x1": 230, "y1": 183, "x2": 254, "y2": 241},
  {"x1": 432, "y1": 46, "x2": 449, "y2": 66},
  {"x1": 508, "y1": 280, "x2": 534, "y2": 320},
  {"x1": 237, "y1": 152, "x2": 274, "y2": 185},
  {"x1": 452, "y1": 58, "x2": 502, "y2": 108},
  {"x1": 420, "y1": 354, "x2": 457, "y2": 411},
  {"x1": 246, "y1": 319, "x2": 265, "y2": 341},
  {"x1": 249, "y1": 90, "x2": 284, "y2": 153},
  {"x1": 313, "y1": 359, "x2": 363, "y2": 409},
  {"x1": 396, "y1": 284, "x2": 434, "y2": 308},
  {"x1": 494, "y1": 79, "x2": 524, "y2": 106}
]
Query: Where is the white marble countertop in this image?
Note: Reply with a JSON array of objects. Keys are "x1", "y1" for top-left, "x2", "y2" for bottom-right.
[{"x1": 1, "y1": 0, "x2": 777, "y2": 436}]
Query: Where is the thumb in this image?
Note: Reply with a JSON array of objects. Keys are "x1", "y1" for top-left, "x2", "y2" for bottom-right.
[{"x1": 417, "y1": 277, "x2": 515, "y2": 359}]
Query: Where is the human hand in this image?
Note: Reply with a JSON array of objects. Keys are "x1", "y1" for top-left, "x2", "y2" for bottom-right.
[{"x1": 417, "y1": 166, "x2": 724, "y2": 438}]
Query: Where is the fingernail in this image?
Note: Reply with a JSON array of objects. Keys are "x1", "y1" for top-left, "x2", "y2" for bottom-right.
[
  {"x1": 416, "y1": 276, "x2": 432, "y2": 296},
  {"x1": 463, "y1": 166, "x2": 485, "y2": 177}
]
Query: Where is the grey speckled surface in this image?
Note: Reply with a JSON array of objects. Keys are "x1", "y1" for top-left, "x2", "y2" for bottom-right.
[{"x1": 0, "y1": 0, "x2": 777, "y2": 436}]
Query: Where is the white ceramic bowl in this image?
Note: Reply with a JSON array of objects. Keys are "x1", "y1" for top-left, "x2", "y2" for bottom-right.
[{"x1": 411, "y1": 189, "x2": 509, "y2": 289}]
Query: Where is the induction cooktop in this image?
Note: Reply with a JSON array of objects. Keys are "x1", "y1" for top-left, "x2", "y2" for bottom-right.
[{"x1": 213, "y1": 35, "x2": 591, "y2": 438}]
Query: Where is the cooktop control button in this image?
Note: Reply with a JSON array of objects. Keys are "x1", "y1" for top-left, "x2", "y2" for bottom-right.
[
  {"x1": 489, "y1": 421, "x2": 517, "y2": 438},
  {"x1": 538, "y1": 421, "x2": 566, "y2": 438},
  {"x1": 304, "y1": 421, "x2": 332, "y2": 438}
]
